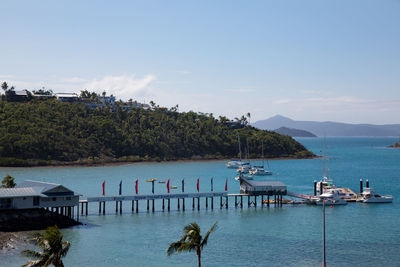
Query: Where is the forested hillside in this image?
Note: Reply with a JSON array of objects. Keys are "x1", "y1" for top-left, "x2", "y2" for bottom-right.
[{"x1": 0, "y1": 99, "x2": 313, "y2": 166}]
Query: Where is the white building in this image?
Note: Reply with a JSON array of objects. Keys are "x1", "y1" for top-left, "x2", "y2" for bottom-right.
[
  {"x1": 55, "y1": 93, "x2": 79, "y2": 102},
  {"x1": 0, "y1": 180, "x2": 79, "y2": 211}
]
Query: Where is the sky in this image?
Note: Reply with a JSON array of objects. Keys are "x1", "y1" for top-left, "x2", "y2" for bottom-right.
[{"x1": 1, "y1": 0, "x2": 399, "y2": 124}]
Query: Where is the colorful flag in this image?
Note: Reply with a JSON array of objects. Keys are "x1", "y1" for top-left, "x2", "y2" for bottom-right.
[
  {"x1": 135, "y1": 179, "x2": 138, "y2": 194},
  {"x1": 119, "y1": 180, "x2": 122, "y2": 195},
  {"x1": 197, "y1": 178, "x2": 199, "y2": 192},
  {"x1": 167, "y1": 178, "x2": 170, "y2": 193},
  {"x1": 225, "y1": 178, "x2": 228, "y2": 191},
  {"x1": 102, "y1": 180, "x2": 105, "y2": 196}
]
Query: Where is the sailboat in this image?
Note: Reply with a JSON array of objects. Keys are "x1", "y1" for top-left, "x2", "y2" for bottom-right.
[
  {"x1": 249, "y1": 141, "x2": 272, "y2": 176},
  {"x1": 316, "y1": 137, "x2": 336, "y2": 194},
  {"x1": 226, "y1": 134, "x2": 250, "y2": 169}
]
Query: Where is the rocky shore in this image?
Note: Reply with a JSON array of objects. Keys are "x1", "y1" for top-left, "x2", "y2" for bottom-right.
[{"x1": 0, "y1": 208, "x2": 81, "y2": 232}]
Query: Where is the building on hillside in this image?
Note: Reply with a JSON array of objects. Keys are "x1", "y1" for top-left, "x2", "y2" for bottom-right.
[
  {"x1": 0, "y1": 180, "x2": 79, "y2": 216},
  {"x1": 55, "y1": 93, "x2": 79, "y2": 102},
  {"x1": 239, "y1": 178, "x2": 287, "y2": 196}
]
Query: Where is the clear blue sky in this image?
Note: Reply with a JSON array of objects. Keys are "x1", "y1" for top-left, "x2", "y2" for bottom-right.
[{"x1": 1, "y1": 0, "x2": 399, "y2": 124}]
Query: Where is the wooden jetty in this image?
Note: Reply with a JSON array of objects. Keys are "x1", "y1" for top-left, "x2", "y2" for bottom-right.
[{"x1": 79, "y1": 178, "x2": 288, "y2": 216}]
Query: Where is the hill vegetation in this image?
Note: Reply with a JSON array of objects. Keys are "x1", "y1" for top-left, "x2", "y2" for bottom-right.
[
  {"x1": 274, "y1": 127, "x2": 316, "y2": 137},
  {"x1": 0, "y1": 99, "x2": 313, "y2": 166}
]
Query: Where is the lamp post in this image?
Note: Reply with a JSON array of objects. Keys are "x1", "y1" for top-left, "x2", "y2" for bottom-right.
[{"x1": 322, "y1": 199, "x2": 326, "y2": 267}]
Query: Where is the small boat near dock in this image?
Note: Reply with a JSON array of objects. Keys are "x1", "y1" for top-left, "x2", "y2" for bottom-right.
[{"x1": 357, "y1": 188, "x2": 393, "y2": 203}]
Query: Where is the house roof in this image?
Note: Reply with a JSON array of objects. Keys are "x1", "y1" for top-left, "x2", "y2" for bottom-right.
[
  {"x1": 0, "y1": 187, "x2": 44, "y2": 198},
  {"x1": 15, "y1": 90, "x2": 28, "y2": 96},
  {"x1": 241, "y1": 179, "x2": 286, "y2": 187},
  {"x1": 55, "y1": 93, "x2": 79, "y2": 98},
  {"x1": 16, "y1": 180, "x2": 74, "y2": 194}
]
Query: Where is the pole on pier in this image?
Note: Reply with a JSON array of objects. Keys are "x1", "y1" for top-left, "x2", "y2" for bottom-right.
[
  {"x1": 206, "y1": 197, "x2": 208, "y2": 209},
  {"x1": 323, "y1": 199, "x2": 326, "y2": 267},
  {"x1": 86, "y1": 203, "x2": 88, "y2": 215},
  {"x1": 132, "y1": 200, "x2": 134, "y2": 212},
  {"x1": 360, "y1": 179, "x2": 363, "y2": 194},
  {"x1": 235, "y1": 196, "x2": 238, "y2": 207},
  {"x1": 198, "y1": 197, "x2": 200, "y2": 210},
  {"x1": 168, "y1": 198, "x2": 170, "y2": 211},
  {"x1": 77, "y1": 205, "x2": 79, "y2": 221},
  {"x1": 261, "y1": 195, "x2": 264, "y2": 207},
  {"x1": 192, "y1": 198, "x2": 195, "y2": 209},
  {"x1": 136, "y1": 200, "x2": 138, "y2": 213},
  {"x1": 81, "y1": 202, "x2": 84, "y2": 215},
  {"x1": 182, "y1": 179, "x2": 185, "y2": 192},
  {"x1": 152, "y1": 199, "x2": 155, "y2": 212},
  {"x1": 314, "y1": 180, "x2": 317, "y2": 196},
  {"x1": 366, "y1": 179, "x2": 369, "y2": 188},
  {"x1": 120, "y1": 201, "x2": 122, "y2": 214},
  {"x1": 248, "y1": 196, "x2": 250, "y2": 207},
  {"x1": 254, "y1": 196, "x2": 257, "y2": 207},
  {"x1": 162, "y1": 199, "x2": 165, "y2": 210},
  {"x1": 220, "y1": 196, "x2": 223, "y2": 208},
  {"x1": 147, "y1": 200, "x2": 149, "y2": 211},
  {"x1": 177, "y1": 198, "x2": 180, "y2": 210},
  {"x1": 240, "y1": 196, "x2": 243, "y2": 208},
  {"x1": 267, "y1": 195, "x2": 270, "y2": 207},
  {"x1": 115, "y1": 201, "x2": 118, "y2": 213},
  {"x1": 152, "y1": 181, "x2": 155, "y2": 194},
  {"x1": 99, "y1": 202, "x2": 101, "y2": 214},
  {"x1": 211, "y1": 177, "x2": 213, "y2": 192},
  {"x1": 225, "y1": 196, "x2": 228, "y2": 209},
  {"x1": 211, "y1": 197, "x2": 214, "y2": 209},
  {"x1": 183, "y1": 198, "x2": 185, "y2": 211},
  {"x1": 103, "y1": 202, "x2": 105, "y2": 215},
  {"x1": 274, "y1": 195, "x2": 276, "y2": 206},
  {"x1": 280, "y1": 195, "x2": 283, "y2": 207}
]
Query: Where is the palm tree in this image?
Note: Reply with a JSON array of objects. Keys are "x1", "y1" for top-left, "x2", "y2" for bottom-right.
[
  {"x1": 1, "y1": 174, "x2": 16, "y2": 188},
  {"x1": 21, "y1": 225, "x2": 70, "y2": 267},
  {"x1": 167, "y1": 222, "x2": 218, "y2": 267}
]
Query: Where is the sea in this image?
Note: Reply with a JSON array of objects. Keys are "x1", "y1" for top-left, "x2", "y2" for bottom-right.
[{"x1": 0, "y1": 137, "x2": 399, "y2": 267}]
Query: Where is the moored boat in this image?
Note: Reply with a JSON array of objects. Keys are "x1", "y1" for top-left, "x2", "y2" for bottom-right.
[{"x1": 357, "y1": 188, "x2": 393, "y2": 203}]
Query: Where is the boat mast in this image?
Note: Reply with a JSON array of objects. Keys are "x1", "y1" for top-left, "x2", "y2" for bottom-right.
[
  {"x1": 238, "y1": 134, "x2": 242, "y2": 161},
  {"x1": 262, "y1": 140, "x2": 264, "y2": 168},
  {"x1": 323, "y1": 136, "x2": 326, "y2": 178},
  {"x1": 246, "y1": 138, "x2": 250, "y2": 163}
]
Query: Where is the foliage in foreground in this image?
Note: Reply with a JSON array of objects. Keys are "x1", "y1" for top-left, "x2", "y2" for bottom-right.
[
  {"x1": 21, "y1": 225, "x2": 70, "y2": 267},
  {"x1": 167, "y1": 222, "x2": 218, "y2": 267},
  {"x1": 0, "y1": 100, "x2": 313, "y2": 166},
  {"x1": 1, "y1": 174, "x2": 16, "y2": 188}
]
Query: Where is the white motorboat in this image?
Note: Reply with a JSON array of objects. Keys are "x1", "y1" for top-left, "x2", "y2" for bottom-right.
[
  {"x1": 357, "y1": 188, "x2": 393, "y2": 203},
  {"x1": 249, "y1": 166, "x2": 272, "y2": 176},
  {"x1": 316, "y1": 176, "x2": 336, "y2": 194},
  {"x1": 249, "y1": 141, "x2": 272, "y2": 176},
  {"x1": 237, "y1": 164, "x2": 252, "y2": 174},
  {"x1": 226, "y1": 160, "x2": 249, "y2": 169},
  {"x1": 310, "y1": 189, "x2": 348, "y2": 205}
]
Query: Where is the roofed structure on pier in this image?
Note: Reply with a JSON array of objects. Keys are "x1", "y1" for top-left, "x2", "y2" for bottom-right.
[
  {"x1": 0, "y1": 180, "x2": 79, "y2": 210},
  {"x1": 239, "y1": 178, "x2": 287, "y2": 195}
]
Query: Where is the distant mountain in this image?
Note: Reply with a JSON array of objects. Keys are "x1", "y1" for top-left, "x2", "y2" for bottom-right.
[
  {"x1": 274, "y1": 127, "x2": 316, "y2": 137},
  {"x1": 253, "y1": 115, "x2": 400, "y2": 137}
]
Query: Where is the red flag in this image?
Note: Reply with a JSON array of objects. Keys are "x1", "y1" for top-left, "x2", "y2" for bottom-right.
[
  {"x1": 225, "y1": 178, "x2": 228, "y2": 191},
  {"x1": 135, "y1": 179, "x2": 138, "y2": 194},
  {"x1": 102, "y1": 181, "x2": 105, "y2": 196},
  {"x1": 167, "y1": 178, "x2": 170, "y2": 193},
  {"x1": 197, "y1": 178, "x2": 199, "y2": 192}
]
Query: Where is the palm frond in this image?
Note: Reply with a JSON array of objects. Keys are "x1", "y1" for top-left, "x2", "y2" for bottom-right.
[
  {"x1": 200, "y1": 222, "x2": 218, "y2": 248},
  {"x1": 21, "y1": 259, "x2": 44, "y2": 267},
  {"x1": 177, "y1": 242, "x2": 197, "y2": 253},
  {"x1": 167, "y1": 241, "x2": 183, "y2": 256},
  {"x1": 21, "y1": 250, "x2": 44, "y2": 259},
  {"x1": 61, "y1": 241, "x2": 71, "y2": 257}
]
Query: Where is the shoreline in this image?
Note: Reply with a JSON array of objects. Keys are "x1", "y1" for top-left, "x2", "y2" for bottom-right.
[{"x1": 0, "y1": 155, "x2": 318, "y2": 169}]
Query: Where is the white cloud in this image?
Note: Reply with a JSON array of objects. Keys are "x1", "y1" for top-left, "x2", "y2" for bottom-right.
[
  {"x1": 83, "y1": 74, "x2": 157, "y2": 100},
  {"x1": 61, "y1": 77, "x2": 88, "y2": 83}
]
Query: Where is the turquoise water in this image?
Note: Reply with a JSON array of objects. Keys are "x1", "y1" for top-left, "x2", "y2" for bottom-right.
[{"x1": 1, "y1": 137, "x2": 399, "y2": 266}]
